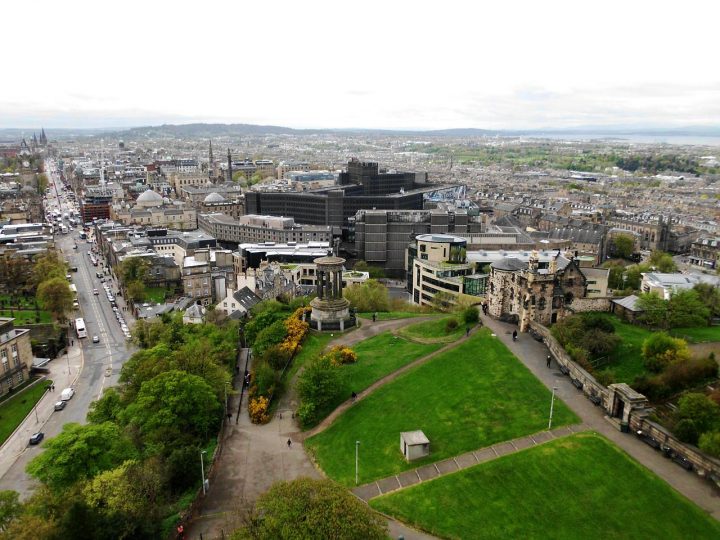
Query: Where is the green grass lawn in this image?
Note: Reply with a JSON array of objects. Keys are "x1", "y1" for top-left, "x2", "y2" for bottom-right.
[
  {"x1": 0, "y1": 380, "x2": 51, "y2": 445},
  {"x1": 0, "y1": 294, "x2": 38, "y2": 310},
  {"x1": 600, "y1": 314, "x2": 653, "y2": 383},
  {"x1": 305, "y1": 333, "x2": 443, "y2": 428},
  {"x1": 144, "y1": 287, "x2": 174, "y2": 304},
  {"x1": 398, "y1": 316, "x2": 468, "y2": 343},
  {"x1": 305, "y1": 329, "x2": 578, "y2": 486},
  {"x1": 671, "y1": 326, "x2": 720, "y2": 343},
  {"x1": 358, "y1": 311, "x2": 434, "y2": 321},
  {"x1": 0, "y1": 310, "x2": 52, "y2": 325},
  {"x1": 371, "y1": 432, "x2": 720, "y2": 540},
  {"x1": 285, "y1": 331, "x2": 335, "y2": 384}
]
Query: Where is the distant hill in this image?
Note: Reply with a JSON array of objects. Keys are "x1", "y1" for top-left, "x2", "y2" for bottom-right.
[{"x1": 3, "y1": 123, "x2": 720, "y2": 141}]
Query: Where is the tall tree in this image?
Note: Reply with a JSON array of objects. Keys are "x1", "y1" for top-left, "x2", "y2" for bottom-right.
[
  {"x1": 240, "y1": 478, "x2": 387, "y2": 540},
  {"x1": 26, "y1": 422, "x2": 137, "y2": 491},
  {"x1": 120, "y1": 257, "x2": 150, "y2": 284},
  {"x1": 30, "y1": 250, "x2": 66, "y2": 288},
  {"x1": 36, "y1": 277, "x2": 73, "y2": 321},
  {"x1": 611, "y1": 234, "x2": 635, "y2": 260}
]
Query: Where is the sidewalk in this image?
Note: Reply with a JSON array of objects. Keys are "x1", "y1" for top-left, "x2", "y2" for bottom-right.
[
  {"x1": 479, "y1": 314, "x2": 720, "y2": 521},
  {"x1": 0, "y1": 345, "x2": 83, "y2": 480}
]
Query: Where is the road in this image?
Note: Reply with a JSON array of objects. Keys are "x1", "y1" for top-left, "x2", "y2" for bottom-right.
[{"x1": 0, "y1": 162, "x2": 135, "y2": 498}]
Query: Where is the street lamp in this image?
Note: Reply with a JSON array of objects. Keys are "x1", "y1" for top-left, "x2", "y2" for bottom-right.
[
  {"x1": 548, "y1": 387, "x2": 558, "y2": 430},
  {"x1": 200, "y1": 450, "x2": 208, "y2": 495},
  {"x1": 355, "y1": 441, "x2": 360, "y2": 485}
]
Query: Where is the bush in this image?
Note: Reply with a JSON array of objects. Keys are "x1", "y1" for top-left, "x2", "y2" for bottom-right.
[
  {"x1": 445, "y1": 318, "x2": 459, "y2": 333},
  {"x1": 677, "y1": 393, "x2": 720, "y2": 434},
  {"x1": 699, "y1": 431, "x2": 720, "y2": 458},
  {"x1": 252, "y1": 361, "x2": 278, "y2": 398},
  {"x1": 642, "y1": 333, "x2": 690, "y2": 373},
  {"x1": 323, "y1": 345, "x2": 357, "y2": 366},
  {"x1": 595, "y1": 369, "x2": 617, "y2": 387},
  {"x1": 660, "y1": 357, "x2": 718, "y2": 393},
  {"x1": 461, "y1": 306, "x2": 479, "y2": 324},
  {"x1": 249, "y1": 396, "x2": 270, "y2": 424},
  {"x1": 253, "y1": 320, "x2": 288, "y2": 357},
  {"x1": 262, "y1": 344, "x2": 293, "y2": 371},
  {"x1": 674, "y1": 418, "x2": 699, "y2": 445},
  {"x1": 297, "y1": 356, "x2": 343, "y2": 428}
]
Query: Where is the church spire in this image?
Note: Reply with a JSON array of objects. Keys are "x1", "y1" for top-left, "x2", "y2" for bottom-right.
[{"x1": 227, "y1": 148, "x2": 233, "y2": 183}]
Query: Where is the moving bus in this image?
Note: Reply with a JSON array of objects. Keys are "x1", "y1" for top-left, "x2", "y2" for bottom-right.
[{"x1": 75, "y1": 317, "x2": 87, "y2": 338}]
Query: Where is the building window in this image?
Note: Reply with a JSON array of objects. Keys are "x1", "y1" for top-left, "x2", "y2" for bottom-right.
[{"x1": 0, "y1": 349, "x2": 7, "y2": 371}]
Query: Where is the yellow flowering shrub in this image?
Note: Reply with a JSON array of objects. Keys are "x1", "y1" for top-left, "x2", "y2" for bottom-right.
[
  {"x1": 323, "y1": 345, "x2": 358, "y2": 366},
  {"x1": 249, "y1": 396, "x2": 270, "y2": 424}
]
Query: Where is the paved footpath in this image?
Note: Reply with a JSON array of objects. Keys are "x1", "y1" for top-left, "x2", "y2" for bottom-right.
[{"x1": 480, "y1": 314, "x2": 720, "y2": 521}]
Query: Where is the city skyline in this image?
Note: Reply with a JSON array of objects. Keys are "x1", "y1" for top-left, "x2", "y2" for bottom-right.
[{"x1": 3, "y1": 0, "x2": 719, "y2": 130}]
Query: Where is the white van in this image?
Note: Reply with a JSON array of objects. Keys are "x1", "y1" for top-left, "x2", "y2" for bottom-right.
[{"x1": 60, "y1": 388, "x2": 75, "y2": 401}]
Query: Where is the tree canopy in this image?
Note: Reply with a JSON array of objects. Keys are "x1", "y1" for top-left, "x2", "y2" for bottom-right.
[
  {"x1": 36, "y1": 276, "x2": 74, "y2": 321},
  {"x1": 238, "y1": 478, "x2": 386, "y2": 540}
]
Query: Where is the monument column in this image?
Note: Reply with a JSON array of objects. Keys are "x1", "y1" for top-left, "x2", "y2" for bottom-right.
[{"x1": 336, "y1": 270, "x2": 342, "y2": 298}]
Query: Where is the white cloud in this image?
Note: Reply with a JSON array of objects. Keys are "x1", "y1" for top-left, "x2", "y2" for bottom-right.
[{"x1": 2, "y1": 0, "x2": 719, "y2": 129}]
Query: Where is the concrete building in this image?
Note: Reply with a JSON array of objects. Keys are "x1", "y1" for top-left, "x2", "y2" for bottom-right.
[
  {"x1": 640, "y1": 272, "x2": 720, "y2": 300},
  {"x1": 0, "y1": 317, "x2": 34, "y2": 397},
  {"x1": 235, "y1": 240, "x2": 332, "y2": 272},
  {"x1": 170, "y1": 172, "x2": 210, "y2": 195},
  {"x1": 689, "y1": 237, "x2": 720, "y2": 269},
  {"x1": 80, "y1": 186, "x2": 113, "y2": 223},
  {"x1": 196, "y1": 192, "x2": 244, "y2": 220},
  {"x1": 408, "y1": 234, "x2": 487, "y2": 307},
  {"x1": 198, "y1": 213, "x2": 331, "y2": 247}
]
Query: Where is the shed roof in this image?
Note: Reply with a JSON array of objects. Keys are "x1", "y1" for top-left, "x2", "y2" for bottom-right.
[{"x1": 400, "y1": 430, "x2": 430, "y2": 445}]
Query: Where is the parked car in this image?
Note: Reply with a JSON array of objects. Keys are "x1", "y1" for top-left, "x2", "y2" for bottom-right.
[
  {"x1": 93, "y1": 289, "x2": 99, "y2": 295},
  {"x1": 53, "y1": 400, "x2": 66, "y2": 411},
  {"x1": 60, "y1": 387, "x2": 75, "y2": 401},
  {"x1": 92, "y1": 335, "x2": 100, "y2": 343},
  {"x1": 29, "y1": 432, "x2": 44, "y2": 445}
]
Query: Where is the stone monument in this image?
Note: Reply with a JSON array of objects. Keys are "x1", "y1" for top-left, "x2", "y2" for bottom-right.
[{"x1": 310, "y1": 256, "x2": 356, "y2": 331}]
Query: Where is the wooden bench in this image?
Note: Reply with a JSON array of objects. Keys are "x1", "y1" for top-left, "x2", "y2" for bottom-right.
[
  {"x1": 571, "y1": 378, "x2": 583, "y2": 390},
  {"x1": 588, "y1": 394, "x2": 602, "y2": 406},
  {"x1": 559, "y1": 365, "x2": 570, "y2": 376},
  {"x1": 672, "y1": 454, "x2": 693, "y2": 471}
]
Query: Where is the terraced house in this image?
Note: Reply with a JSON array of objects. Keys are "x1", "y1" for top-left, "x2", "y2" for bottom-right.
[{"x1": 0, "y1": 317, "x2": 32, "y2": 397}]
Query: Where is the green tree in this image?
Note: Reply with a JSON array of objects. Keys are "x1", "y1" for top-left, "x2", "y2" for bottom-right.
[
  {"x1": 36, "y1": 276, "x2": 73, "y2": 321},
  {"x1": 26, "y1": 422, "x2": 137, "y2": 490},
  {"x1": 87, "y1": 388, "x2": 124, "y2": 424},
  {"x1": 641, "y1": 332, "x2": 690, "y2": 372},
  {"x1": 120, "y1": 370, "x2": 221, "y2": 448},
  {"x1": 81, "y1": 459, "x2": 163, "y2": 538},
  {"x1": 667, "y1": 289, "x2": 710, "y2": 328},
  {"x1": 30, "y1": 250, "x2": 66, "y2": 288},
  {"x1": 297, "y1": 356, "x2": 342, "y2": 427},
  {"x1": 238, "y1": 478, "x2": 386, "y2": 540},
  {"x1": 126, "y1": 280, "x2": 146, "y2": 302},
  {"x1": 699, "y1": 431, "x2": 720, "y2": 458},
  {"x1": 343, "y1": 280, "x2": 390, "y2": 312},
  {"x1": 36, "y1": 173, "x2": 48, "y2": 194},
  {"x1": 637, "y1": 292, "x2": 669, "y2": 328},
  {"x1": 649, "y1": 250, "x2": 678, "y2": 273},
  {"x1": 0, "y1": 491, "x2": 21, "y2": 532},
  {"x1": 120, "y1": 257, "x2": 150, "y2": 284},
  {"x1": 693, "y1": 283, "x2": 720, "y2": 320},
  {"x1": 677, "y1": 393, "x2": 720, "y2": 434},
  {"x1": 611, "y1": 234, "x2": 635, "y2": 260},
  {"x1": 252, "y1": 320, "x2": 288, "y2": 357}
]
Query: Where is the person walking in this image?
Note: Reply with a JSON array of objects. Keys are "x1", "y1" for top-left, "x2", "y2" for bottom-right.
[
  {"x1": 351, "y1": 391, "x2": 357, "y2": 402},
  {"x1": 547, "y1": 355, "x2": 552, "y2": 368},
  {"x1": 287, "y1": 438, "x2": 292, "y2": 449},
  {"x1": 512, "y1": 330, "x2": 518, "y2": 341},
  {"x1": 466, "y1": 326, "x2": 470, "y2": 337}
]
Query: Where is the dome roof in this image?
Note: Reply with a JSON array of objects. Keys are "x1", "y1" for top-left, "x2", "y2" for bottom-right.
[
  {"x1": 204, "y1": 192, "x2": 226, "y2": 203},
  {"x1": 136, "y1": 189, "x2": 163, "y2": 207}
]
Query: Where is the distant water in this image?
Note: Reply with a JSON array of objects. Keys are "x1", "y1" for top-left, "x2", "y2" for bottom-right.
[{"x1": 526, "y1": 133, "x2": 720, "y2": 147}]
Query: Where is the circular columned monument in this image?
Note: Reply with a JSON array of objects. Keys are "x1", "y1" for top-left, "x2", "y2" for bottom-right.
[{"x1": 310, "y1": 256, "x2": 356, "y2": 331}]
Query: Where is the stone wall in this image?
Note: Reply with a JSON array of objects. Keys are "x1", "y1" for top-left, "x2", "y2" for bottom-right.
[
  {"x1": 568, "y1": 296, "x2": 612, "y2": 313},
  {"x1": 529, "y1": 321, "x2": 609, "y2": 407},
  {"x1": 629, "y1": 414, "x2": 720, "y2": 479},
  {"x1": 532, "y1": 320, "x2": 720, "y2": 483}
]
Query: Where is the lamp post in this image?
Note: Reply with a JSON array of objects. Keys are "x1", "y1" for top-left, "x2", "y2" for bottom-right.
[
  {"x1": 200, "y1": 450, "x2": 207, "y2": 495},
  {"x1": 355, "y1": 440, "x2": 360, "y2": 485},
  {"x1": 548, "y1": 387, "x2": 558, "y2": 430}
]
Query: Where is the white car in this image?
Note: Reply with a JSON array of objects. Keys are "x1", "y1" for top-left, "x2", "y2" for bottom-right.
[
  {"x1": 92, "y1": 335, "x2": 100, "y2": 343},
  {"x1": 60, "y1": 388, "x2": 75, "y2": 401}
]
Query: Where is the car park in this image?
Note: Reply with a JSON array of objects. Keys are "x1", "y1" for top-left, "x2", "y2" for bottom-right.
[{"x1": 29, "y1": 432, "x2": 44, "y2": 445}]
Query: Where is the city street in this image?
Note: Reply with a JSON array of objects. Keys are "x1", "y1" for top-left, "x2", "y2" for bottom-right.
[{"x1": 0, "y1": 164, "x2": 135, "y2": 498}]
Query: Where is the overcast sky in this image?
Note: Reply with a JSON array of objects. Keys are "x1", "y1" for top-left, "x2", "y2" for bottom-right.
[{"x1": 2, "y1": 0, "x2": 719, "y2": 130}]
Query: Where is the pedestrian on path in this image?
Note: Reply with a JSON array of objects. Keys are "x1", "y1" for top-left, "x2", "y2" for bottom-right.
[
  {"x1": 287, "y1": 438, "x2": 292, "y2": 449},
  {"x1": 372, "y1": 312, "x2": 376, "y2": 322},
  {"x1": 512, "y1": 330, "x2": 518, "y2": 341},
  {"x1": 547, "y1": 355, "x2": 552, "y2": 368},
  {"x1": 351, "y1": 391, "x2": 357, "y2": 402},
  {"x1": 466, "y1": 326, "x2": 470, "y2": 337}
]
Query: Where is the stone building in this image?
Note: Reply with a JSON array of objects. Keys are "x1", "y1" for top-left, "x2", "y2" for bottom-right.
[
  {"x1": 0, "y1": 317, "x2": 33, "y2": 397},
  {"x1": 487, "y1": 250, "x2": 587, "y2": 331},
  {"x1": 689, "y1": 237, "x2": 720, "y2": 269}
]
